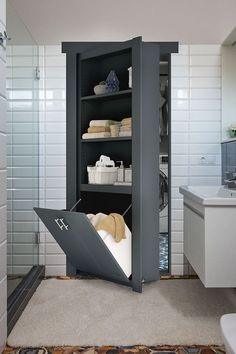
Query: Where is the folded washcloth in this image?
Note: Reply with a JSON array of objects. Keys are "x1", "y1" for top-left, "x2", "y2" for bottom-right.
[
  {"x1": 119, "y1": 131, "x2": 132, "y2": 137},
  {"x1": 120, "y1": 125, "x2": 132, "y2": 132},
  {"x1": 96, "y1": 213, "x2": 126, "y2": 243},
  {"x1": 82, "y1": 132, "x2": 111, "y2": 139},
  {"x1": 89, "y1": 120, "x2": 119, "y2": 127},
  {"x1": 121, "y1": 117, "x2": 132, "y2": 126},
  {"x1": 87, "y1": 126, "x2": 110, "y2": 133}
]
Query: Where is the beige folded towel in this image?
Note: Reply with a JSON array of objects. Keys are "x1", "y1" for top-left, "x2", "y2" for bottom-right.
[
  {"x1": 119, "y1": 131, "x2": 132, "y2": 137},
  {"x1": 89, "y1": 120, "x2": 118, "y2": 127},
  {"x1": 87, "y1": 126, "x2": 110, "y2": 133},
  {"x1": 120, "y1": 125, "x2": 132, "y2": 132},
  {"x1": 121, "y1": 117, "x2": 132, "y2": 126},
  {"x1": 82, "y1": 132, "x2": 111, "y2": 139},
  {"x1": 96, "y1": 213, "x2": 126, "y2": 243}
]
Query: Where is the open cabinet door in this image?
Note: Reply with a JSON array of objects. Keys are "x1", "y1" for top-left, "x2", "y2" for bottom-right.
[
  {"x1": 34, "y1": 208, "x2": 130, "y2": 284},
  {"x1": 60, "y1": 37, "x2": 162, "y2": 292}
]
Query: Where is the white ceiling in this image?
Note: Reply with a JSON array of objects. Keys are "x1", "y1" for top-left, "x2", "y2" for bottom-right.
[{"x1": 8, "y1": 0, "x2": 236, "y2": 45}]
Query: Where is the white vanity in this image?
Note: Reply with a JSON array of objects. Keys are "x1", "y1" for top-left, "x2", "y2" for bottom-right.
[{"x1": 180, "y1": 185, "x2": 236, "y2": 287}]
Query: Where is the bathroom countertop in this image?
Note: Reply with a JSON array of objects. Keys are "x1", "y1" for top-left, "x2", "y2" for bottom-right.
[{"x1": 221, "y1": 137, "x2": 236, "y2": 143}]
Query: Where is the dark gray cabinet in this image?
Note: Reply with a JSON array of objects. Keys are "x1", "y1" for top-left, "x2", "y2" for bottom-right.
[
  {"x1": 35, "y1": 37, "x2": 178, "y2": 292},
  {"x1": 222, "y1": 140, "x2": 236, "y2": 183}
]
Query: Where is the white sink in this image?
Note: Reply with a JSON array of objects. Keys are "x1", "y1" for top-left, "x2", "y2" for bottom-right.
[{"x1": 179, "y1": 185, "x2": 236, "y2": 206}]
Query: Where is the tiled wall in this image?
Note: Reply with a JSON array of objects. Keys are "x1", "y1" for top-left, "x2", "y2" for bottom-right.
[
  {"x1": 6, "y1": 45, "x2": 39, "y2": 275},
  {"x1": 38, "y1": 46, "x2": 67, "y2": 275},
  {"x1": 171, "y1": 45, "x2": 222, "y2": 275},
  {"x1": 0, "y1": 0, "x2": 7, "y2": 351},
  {"x1": 37, "y1": 44, "x2": 221, "y2": 276}
]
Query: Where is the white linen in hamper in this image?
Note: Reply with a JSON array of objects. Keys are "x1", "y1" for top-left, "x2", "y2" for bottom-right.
[{"x1": 87, "y1": 213, "x2": 132, "y2": 277}]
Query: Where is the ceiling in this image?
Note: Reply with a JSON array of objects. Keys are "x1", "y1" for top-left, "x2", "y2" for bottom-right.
[{"x1": 7, "y1": 0, "x2": 236, "y2": 45}]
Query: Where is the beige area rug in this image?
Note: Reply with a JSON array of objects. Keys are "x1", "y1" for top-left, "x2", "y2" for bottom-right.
[{"x1": 7, "y1": 278, "x2": 236, "y2": 347}]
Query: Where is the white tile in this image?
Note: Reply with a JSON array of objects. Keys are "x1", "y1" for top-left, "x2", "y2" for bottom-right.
[
  {"x1": 45, "y1": 67, "x2": 66, "y2": 78},
  {"x1": 171, "y1": 254, "x2": 184, "y2": 265},
  {"x1": 171, "y1": 210, "x2": 183, "y2": 222},
  {"x1": 45, "y1": 133, "x2": 66, "y2": 144},
  {"x1": 189, "y1": 176, "x2": 221, "y2": 185},
  {"x1": 190, "y1": 55, "x2": 221, "y2": 66},
  {"x1": 0, "y1": 171, "x2": 6, "y2": 207},
  {"x1": 171, "y1": 155, "x2": 188, "y2": 165},
  {"x1": 172, "y1": 199, "x2": 184, "y2": 209},
  {"x1": 171, "y1": 55, "x2": 188, "y2": 66},
  {"x1": 189, "y1": 110, "x2": 221, "y2": 121},
  {"x1": 189, "y1": 45, "x2": 221, "y2": 55},
  {"x1": 45, "y1": 89, "x2": 66, "y2": 100},
  {"x1": 172, "y1": 121, "x2": 188, "y2": 132},
  {"x1": 45, "y1": 178, "x2": 66, "y2": 188},
  {"x1": 0, "y1": 134, "x2": 6, "y2": 169},
  {"x1": 189, "y1": 132, "x2": 221, "y2": 143},
  {"x1": 189, "y1": 121, "x2": 221, "y2": 132},
  {"x1": 46, "y1": 243, "x2": 64, "y2": 254},
  {"x1": 189, "y1": 154, "x2": 220, "y2": 166},
  {"x1": 190, "y1": 99, "x2": 221, "y2": 110},
  {"x1": 172, "y1": 88, "x2": 189, "y2": 99},
  {"x1": 46, "y1": 254, "x2": 66, "y2": 265},
  {"x1": 171, "y1": 133, "x2": 188, "y2": 143},
  {"x1": 171, "y1": 110, "x2": 189, "y2": 121},
  {"x1": 189, "y1": 165, "x2": 221, "y2": 176},
  {"x1": 0, "y1": 241, "x2": 6, "y2": 279},
  {"x1": 45, "y1": 265, "x2": 66, "y2": 276},
  {"x1": 171, "y1": 264, "x2": 184, "y2": 275},
  {"x1": 45, "y1": 123, "x2": 66, "y2": 133},
  {"x1": 0, "y1": 206, "x2": 6, "y2": 244},
  {"x1": 172, "y1": 99, "x2": 189, "y2": 110},
  {"x1": 44, "y1": 111, "x2": 66, "y2": 122},
  {"x1": 178, "y1": 45, "x2": 189, "y2": 55},
  {"x1": 190, "y1": 77, "x2": 221, "y2": 88},
  {"x1": 171, "y1": 177, "x2": 188, "y2": 187},
  {"x1": 0, "y1": 96, "x2": 6, "y2": 133},
  {"x1": 189, "y1": 143, "x2": 221, "y2": 155},
  {"x1": 171, "y1": 231, "x2": 183, "y2": 242},
  {"x1": 45, "y1": 100, "x2": 66, "y2": 111},
  {"x1": 190, "y1": 88, "x2": 221, "y2": 99},
  {"x1": 45, "y1": 56, "x2": 66, "y2": 67},
  {"x1": 12, "y1": 45, "x2": 37, "y2": 56},
  {"x1": 171, "y1": 66, "x2": 189, "y2": 77},
  {"x1": 171, "y1": 242, "x2": 184, "y2": 253},
  {"x1": 0, "y1": 59, "x2": 6, "y2": 98},
  {"x1": 171, "y1": 77, "x2": 189, "y2": 88},
  {"x1": 190, "y1": 66, "x2": 221, "y2": 78},
  {"x1": 0, "y1": 0, "x2": 6, "y2": 26},
  {"x1": 45, "y1": 45, "x2": 62, "y2": 56},
  {"x1": 45, "y1": 78, "x2": 66, "y2": 89},
  {"x1": 171, "y1": 144, "x2": 188, "y2": 155},
  {"x1": 171, "y1": 165, "x2": 188, "y2": 176},
  {"x1": 12, "y1": 56, "x2": 37, "y2": 67},
  {"x1": 171, "y1": 187, "x2": 183, "y2": 198}
]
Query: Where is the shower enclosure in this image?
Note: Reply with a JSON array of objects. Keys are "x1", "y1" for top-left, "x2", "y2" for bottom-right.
[{"x1": 6, "y1": 2, "x2": 44, "y2": 333}]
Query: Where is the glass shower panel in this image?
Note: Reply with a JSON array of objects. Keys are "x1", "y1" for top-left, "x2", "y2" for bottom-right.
[{"x1": 6, "y1": 2, "x2": 39, "y2": 297}]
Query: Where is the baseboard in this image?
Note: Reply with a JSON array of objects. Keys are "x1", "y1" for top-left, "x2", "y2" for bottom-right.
[{"x1": 7, "y1": 265, "x2": 45, "y2": 335}]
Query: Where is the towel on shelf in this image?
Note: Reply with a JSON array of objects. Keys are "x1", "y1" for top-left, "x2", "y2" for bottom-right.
[
  {"x1": 95, "y1": 213, "x2": 126, "y2": 243},
  {"x1": 87, "y1": 126, "x2": 110, "y2": 133},
  {"x1": 121, "y1": 117, "x2": 132, "y2": 126},
  {"x1": 119, "y1": 131, "x2": 132, "y2": 137},
  {"x1": 82, "y1": 132, "x2": 111, "y2": 139},
  {"x1": 89, "y1": 120, "x2": 119, "y2": 127},
  {"x1": 120, "y1": 125, "x2": 132, "y2": 132}
]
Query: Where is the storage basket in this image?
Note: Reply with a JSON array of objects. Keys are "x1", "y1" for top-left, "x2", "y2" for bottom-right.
[{"x1": 87, "y1": 155, "x2": 118, "y2": 185}]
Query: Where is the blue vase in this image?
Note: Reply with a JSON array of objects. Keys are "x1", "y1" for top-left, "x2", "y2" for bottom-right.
[{"x1": 106, "y1": 70, "x2": 119, "y2": 93}]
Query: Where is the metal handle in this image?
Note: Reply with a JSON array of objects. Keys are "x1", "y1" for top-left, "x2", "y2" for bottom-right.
[{"x1": 0, "y1": 31, "x2": 11, "y2": 46}]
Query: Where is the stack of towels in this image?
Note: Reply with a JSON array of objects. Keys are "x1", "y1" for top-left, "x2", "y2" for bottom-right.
[
  {"x1": 119, "y1": 117, "x2": 132, "y2": 137},
  {"x1": 82, "y1": 120, "x2": 119, "y2": 139}
]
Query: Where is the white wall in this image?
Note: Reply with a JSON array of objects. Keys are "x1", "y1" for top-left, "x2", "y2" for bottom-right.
[
  {"x1": 171, "y1": 44, "x2": 222, "y2": 275},
  {"x1": 36, "y1": 44, "x2": 222, "y2": 276},
  {"x1": 0, "y1": 0, "x2": 7, "y2": 351}
]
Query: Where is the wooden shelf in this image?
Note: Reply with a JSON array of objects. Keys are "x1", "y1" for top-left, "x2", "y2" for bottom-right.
[
  {"x1": 81, "y1": 89, "x2": 132, "y2": 101},
  {"x1": 81, "y1": 137, "x2": 131, "y2": 143},
  {"x1": 80, "y1": 184, "x2": 132, "y2": 194}
]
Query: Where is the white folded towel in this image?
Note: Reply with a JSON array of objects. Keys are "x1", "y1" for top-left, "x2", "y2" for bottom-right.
[
  {"x1": 89, "y1": 120, "x2": 119, "y2": 127},
  {"x1": 82, "y1": 132, "x2": 111, "y2": 139},
  {"x1": 119, "y1": 131, "x2": 132, "y2": 137}
]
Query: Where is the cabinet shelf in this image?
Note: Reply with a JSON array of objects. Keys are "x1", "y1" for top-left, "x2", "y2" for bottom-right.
[
  {"x1": 81, "y1": 137, "x2": 132, "y2": 143},
  {"x1": 80, "y1": 184, "x2": 132, "y2": 194},
  {"x1": 81, "y1": 89, "x2": 132, "y2": 101}
]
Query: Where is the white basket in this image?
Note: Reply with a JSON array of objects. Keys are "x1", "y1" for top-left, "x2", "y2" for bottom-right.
[
  {"x1": 87, "y1": 166, "x2": 118, "y2": 184},
  {"x1": 87, "y1": 155, "x2": 118, "y2": 185}
]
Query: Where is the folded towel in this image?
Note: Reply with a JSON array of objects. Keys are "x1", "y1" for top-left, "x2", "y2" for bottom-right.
[
  {"x1": 119, "y1": 131, "x2": 132, "y2": 137},
  {"x1": 121, "y1": 117, "x2": 132, "y2": 126},
  {"x1": 120, "y1": 125, "x2": 132, "y2": 132},
  {"x1": 87, "y1": 213, "x2": 107, "y2": 227},
  {"x1": 89, "y1": 120, "x2": 119, "y2": 127},
  {"x1": 87, "y1": 126, "x2": 110, "y2": 133},
  {"x1": 96, "y1": 213, "x2": 126, "y2": 243},
  {"x1": 82, "y1": 132, "x2": 111, "y2": 139}
]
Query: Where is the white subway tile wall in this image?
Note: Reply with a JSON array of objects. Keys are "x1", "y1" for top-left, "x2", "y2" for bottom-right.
[
  {"x1": 6, "y1": 45, "x2": 39, "y2": 276},
  {"x1": 0, "y1": 0, "x2": 7, "y2": 350},
  {"x1": 12, "y1": 44, "x2": 222, "y2": 277},
  {"x1": 38, "y1": 46, "x2": 66, "y2": 275},
  {"x1": 171, "y1": 44, "x2": 221, "y2": 275}
]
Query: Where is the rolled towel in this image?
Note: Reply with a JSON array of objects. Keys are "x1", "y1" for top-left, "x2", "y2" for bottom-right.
[
  {"x1": 87, "y1": 126, "x2": 110, "y2": 133},
  {"x1": 89, "y1": 120, "x2": 119, "y2": 127},
  {"x1": 82, "y1": 132, "x2": 111, "y2": 139}
]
